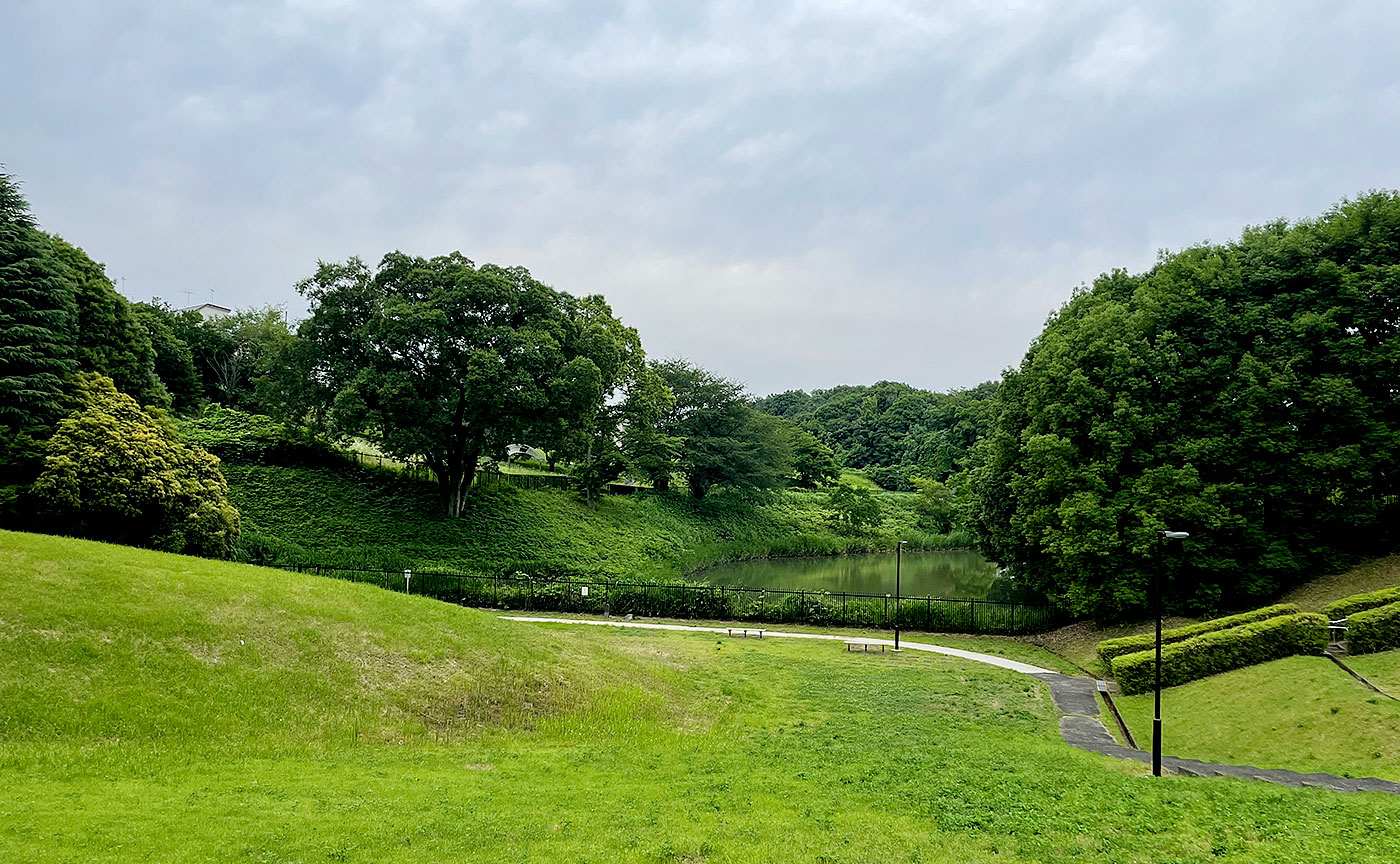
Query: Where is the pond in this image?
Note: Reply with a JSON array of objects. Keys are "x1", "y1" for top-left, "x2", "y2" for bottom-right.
[{"x1": 696, "y1": 550, "x2": 1006, "y2": 600}]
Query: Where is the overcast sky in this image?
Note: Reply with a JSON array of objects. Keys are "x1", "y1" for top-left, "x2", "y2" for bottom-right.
[{"x1": 4, "y1": 2, "x2": 1398, "y2": 396}]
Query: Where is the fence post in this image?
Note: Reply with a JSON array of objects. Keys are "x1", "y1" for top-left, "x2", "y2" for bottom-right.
[
  {"x1": 800, "y1": 589, "x2": 805, "y2": 624},
  {"x1": 884, "y1": 594, "x2": 889, "y2": 627},
  {"x1": 1011, "y1": 601, "x2": 1018, "y2": 633},
  {"x1": 969, "y1": 599, "x2": 976, "y2": 632},
  {"x1": 842, "y1": 592, "x2": 846, "y2": 625},
  {"x1": 927, "y1": 597, "x2": 931, "y2": 630},
  {"x1": 529, "y1": 577, "x2": 534, "y2": 611}
]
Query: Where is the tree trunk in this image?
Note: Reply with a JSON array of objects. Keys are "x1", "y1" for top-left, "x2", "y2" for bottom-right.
[
  {"x1": 583, "y1": 437, "x2": 597, "y2": 510},
  {"x1": 437, "y1": 465, "x2": 468, "y2": 517},
  {"x1": 430, "y1": 439, "x2": 482, "y2": 518},
  {"x1": 654, "y1": 473, "x2": 670, "y2": 493}
]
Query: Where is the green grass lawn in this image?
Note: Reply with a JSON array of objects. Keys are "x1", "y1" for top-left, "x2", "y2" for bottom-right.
[
  {"x1": 1346, "y1": 650, "x2": 1400, "y2": 697},
  {"x1": 3, "y1": 530, "x2": 1400, "y2": 862},
  {"x1": 1281, "y1": 555, "x2": 1400, "y2": 612},
  {"x1": 1114, "y1": 654, "x2": 1400, "y2": 780}
]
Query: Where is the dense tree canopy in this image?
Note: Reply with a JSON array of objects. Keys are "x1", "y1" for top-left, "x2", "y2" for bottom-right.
[
  {"x1": 653, "y1": 359, "x2": 792, "y2": 498},
  {"x1": 753, "y1": 380, "x2": 997, "y2": 490},
  {"x1": 133, "y1": 302, "x2": 202, "y2": 413},
  {"x1": 966, "y1": 193, "x2": 1400, "y2": 619},
  {"x1": 47, "y1": 235, "x2": 167, "y2": 407},
  {"x1": 296, "y1": 252, "x2": 621, "y2": 516}
]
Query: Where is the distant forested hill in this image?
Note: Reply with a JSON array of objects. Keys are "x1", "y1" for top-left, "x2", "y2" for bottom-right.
[{"x1": 752, "y1": 380, "x2": 998, "y2": 490}]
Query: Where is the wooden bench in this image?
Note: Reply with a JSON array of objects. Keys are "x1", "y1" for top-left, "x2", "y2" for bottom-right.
[
  {"x1": 845, "y1": 639, "x2": 888, "y2": 653},
  {"x1": 726, "y1": 627, "x2": 766, "y2": 639}
]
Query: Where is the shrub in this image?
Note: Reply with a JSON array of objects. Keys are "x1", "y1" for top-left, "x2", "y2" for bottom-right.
[
  {"x1": 32, "y1": 374, "x2": 239, "y2": 557},
  {"x1": 1326, "y1": 587, "x2": 1400, "y2": 621},
  {"x1": 1346, "y1": 601, "x2": 1400, "y2": 655},
  {"x1": 180, "y1": 405, "x2": 345, "y2": 467},
  {"x1": 825, "y1": 483, "x2": 883, "y2": 534},
  {"x1": 1112, "y1": 613, "x2": 1327, "y2": 695},
  {"x1": 1097, "y1": 604, "x2": 1300, "y2": 662}
]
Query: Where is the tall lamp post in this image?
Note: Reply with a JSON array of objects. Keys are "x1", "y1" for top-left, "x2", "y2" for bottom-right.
[
  {"x1": 894, "y1": 540, "x2": 906, "y2": 650},
  {"x1": 1154, "y1": 529, "x2": 1190, "y2": 777}
]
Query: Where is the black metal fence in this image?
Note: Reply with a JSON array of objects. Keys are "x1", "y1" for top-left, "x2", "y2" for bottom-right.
[{"x1": 284, "y1": 563, "x2": 1064, "y2": 635}]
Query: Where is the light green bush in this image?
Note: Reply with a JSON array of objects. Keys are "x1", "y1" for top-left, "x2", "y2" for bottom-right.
[
  {"x1": 33, "y1": 373, "x2": 239, "y2": 557},
  {"x1": 1096, "y1": 604, "x2": 1300, "y2": 662},
  {"x1": 1346, "y1": 601, "x2": 1400, "y2": 655},
  {"x1": 1326, "y1": 587, "x2": 1400, "y2": 620}
]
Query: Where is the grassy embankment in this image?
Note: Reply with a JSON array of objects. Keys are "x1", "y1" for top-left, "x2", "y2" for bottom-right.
[
  {"x1": 225, "y1": 464, "x2": 963, "y2": 578},
  {"x1": 1032, "y1": 555, "x2": 1400, "y2": 676},
  {"x1": 3, "y1": 530, "x2": 1400, "y2": 862},
  {"x1": 1034, "y1": 555, "x2": 1400, "y2": 778}
]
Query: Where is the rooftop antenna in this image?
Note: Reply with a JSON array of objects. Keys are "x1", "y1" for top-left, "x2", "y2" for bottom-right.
[{"x1": 182, "y1": 290, "x2": 193, "y2": 307}]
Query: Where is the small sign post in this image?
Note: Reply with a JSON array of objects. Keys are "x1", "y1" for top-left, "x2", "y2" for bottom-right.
[
  {"x1": 581, "y1": 586, "x2": 589, "y2": 597},
  {"x1": 404, "y1": 569, "x2": 412, "y2": 593}
]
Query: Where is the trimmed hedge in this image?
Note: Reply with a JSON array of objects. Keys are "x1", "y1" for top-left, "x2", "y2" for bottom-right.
[
  {"x1": 1326, "y1": 587, "x2": 1400, "y2": 621},
  {"x1": 1347, "y1": 601, "x2": 1400, "y2": 655},
  {"x1": 1113, "y1": 613, "x2": 1327, "y2": 695},
  {"x1": 1096, "y1": 604, "x2": 1300, "y2": 662}
]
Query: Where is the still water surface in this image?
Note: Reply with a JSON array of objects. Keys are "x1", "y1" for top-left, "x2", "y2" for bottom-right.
[{"x1": 697, "y1": 550, "x2": 1000, "y2": 600}]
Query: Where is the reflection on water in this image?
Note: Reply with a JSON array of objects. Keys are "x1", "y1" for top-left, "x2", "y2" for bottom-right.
[{"x1": 696, "y1": 550, "x2": 1005, "y2": 600}]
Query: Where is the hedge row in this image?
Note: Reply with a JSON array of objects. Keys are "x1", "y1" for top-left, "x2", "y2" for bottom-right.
[
  {"x1": 1113, "y1": 612, "x2": 1327, "y2": 695},
  {"x1": 1326, "y1": 586, "x2": 1400, "y2": 620},
  {"x1": 1096, "y1": 604, "x2": 1300, "y2": 662},
  {"x1": 283, "y1": 564, "x2": 1066, "y2": 635},
  {"x1": 1347, "y1": 601, "x2": 1400, "y2": 655}
]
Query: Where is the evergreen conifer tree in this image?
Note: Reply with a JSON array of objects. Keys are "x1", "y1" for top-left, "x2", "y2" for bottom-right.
[{"x1": 0, "y1": 170, "x2": 75, "y2": 427}]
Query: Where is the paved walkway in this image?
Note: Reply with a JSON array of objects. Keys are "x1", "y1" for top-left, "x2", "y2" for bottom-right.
[
  {"x1": 498, "y1": 616, "x2": 1052, "y2": 673},
  {"x1": 1035, "y1": 673, "x2": 1400, "y2": 795},
  {"x1": 504, "y1": 615, "x2": 1400, "y2": 796}
]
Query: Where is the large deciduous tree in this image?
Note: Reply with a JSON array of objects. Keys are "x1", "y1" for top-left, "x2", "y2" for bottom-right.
[
  {"x1": 546, "y1": 295, "x2": 673, "y2": 508},
  {"x1": 297, "y1": 252, "x2": 615, "y2": 516},
  {"x1": 653, "y1": 359, "x2": 792, "y2": 498},
  {"x1": 966, "y1": 193, "x2": 1400, "y2": 619}
]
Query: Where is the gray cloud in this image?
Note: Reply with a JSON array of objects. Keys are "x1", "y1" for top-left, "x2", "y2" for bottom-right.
[{"x1": 5, "y1": 0, "x2": 1399, "y2": 395}]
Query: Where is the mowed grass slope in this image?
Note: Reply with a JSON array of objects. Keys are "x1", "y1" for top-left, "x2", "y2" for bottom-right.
[
  {"x1": 2, "y1": 531, "x2": 1399, "y2": 862},
  {"x1": 1114, "y1": 654, "x2": 1400, "y2": 781}
]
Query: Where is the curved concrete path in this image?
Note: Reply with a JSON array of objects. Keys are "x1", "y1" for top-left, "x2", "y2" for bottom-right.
[
  {"x1": 503, "y1": 615, "x2": 1400, "y2": 796},
  {"x1": 499, "y1": 615, "x2": 1052, "y2": 673}
]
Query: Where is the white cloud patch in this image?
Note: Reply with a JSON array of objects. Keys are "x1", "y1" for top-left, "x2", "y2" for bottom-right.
[{"x1": 4, "y1": 0, "x2": 1400, "y2": 393}]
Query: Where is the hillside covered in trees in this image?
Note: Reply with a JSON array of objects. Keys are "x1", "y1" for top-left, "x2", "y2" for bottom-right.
[{"x1": 752, "y1": 380, "x2": 998, "y2": 491}]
